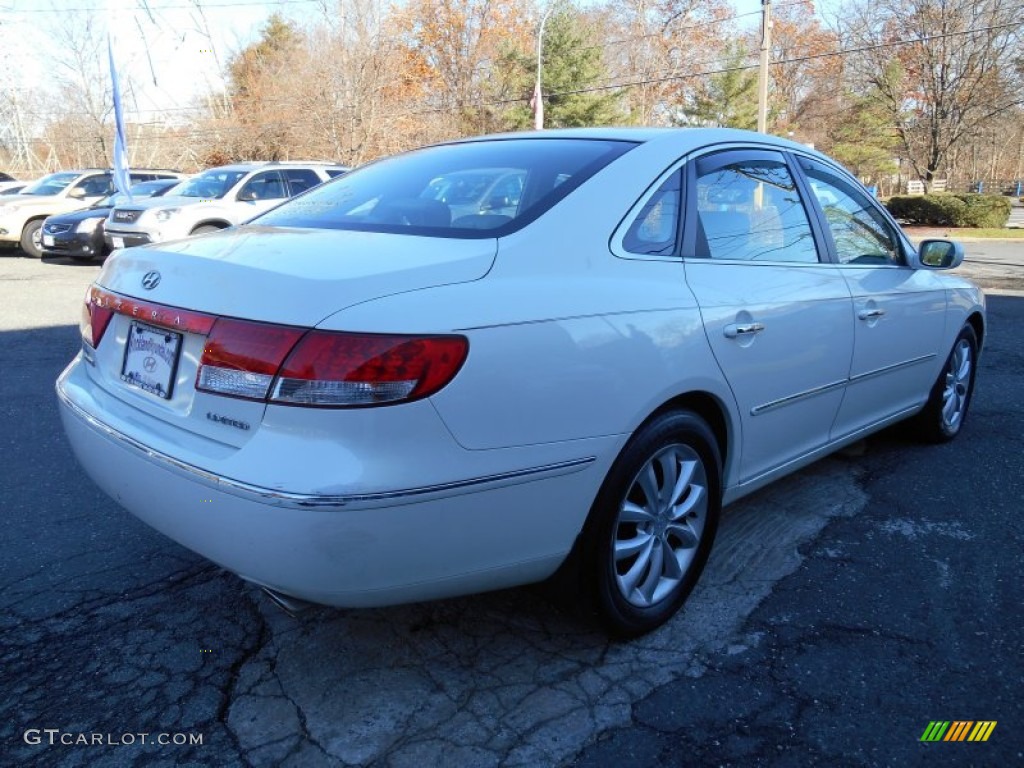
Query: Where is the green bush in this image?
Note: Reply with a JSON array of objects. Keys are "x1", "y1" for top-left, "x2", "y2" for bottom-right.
[
  {"x1": 955, "y1": 193, "x2": 1011, "y2": 228},
  {"x1": 886, "y1": 195, "x2": 964, "y2": 226},
  {"x1": 886, "y1": 194, "x2": 1010, "y2": 227}
]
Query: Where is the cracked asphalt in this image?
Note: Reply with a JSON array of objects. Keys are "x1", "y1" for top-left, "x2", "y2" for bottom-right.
[{"x1": 2, "y1": 247, "x2": 1022, "y2": 767}]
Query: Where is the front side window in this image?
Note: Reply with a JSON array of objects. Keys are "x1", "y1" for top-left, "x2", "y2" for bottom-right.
[
  {"x1": 72, "y1": 174, "x2": 115, "y2": 197},
  {"x1": 253, "y1": 139, "x2": 636, "y2": 238},
  {"x1": 695, "y1": 156, "x2": 818, "y2": 263},
  {"x1": 238, "y1": 171, "x2": 287, "y2": 201},
  {"x1": 174, "y1": 170, "x2": 248, "y2": 199},
  {"x1": 801, "y1": 161, "x2": 902, "y2": 266}
]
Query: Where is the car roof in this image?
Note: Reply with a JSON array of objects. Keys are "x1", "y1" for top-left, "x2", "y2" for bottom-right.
[
  {"x1": 446, "y1": 127, "x2": 830, "y2": 162},
  {"x1": 35, "y1": 168, "x2": 184, "y2": 177},
  {"x1": 205, "y1": 162, "x2": 347, "y2": 172}
]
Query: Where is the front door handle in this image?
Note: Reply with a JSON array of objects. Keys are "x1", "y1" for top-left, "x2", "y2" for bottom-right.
[
  {"x1": 724, "y1": 322, "x2": 765, "y2": 339},
  {"x1": 858, "y1": 308, "x2": 886, "y2": 321}
]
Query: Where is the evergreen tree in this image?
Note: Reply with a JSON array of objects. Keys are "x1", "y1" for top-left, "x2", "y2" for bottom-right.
[
  {"x1": 677, "y1": 43, "x2": 758, "y2": 129},
  {"x1": 501, "y1": 3, "x2": 623, "y2": 129},
  {"x1": 828, "y1": 89, "x2": 899, "y2": 185}
]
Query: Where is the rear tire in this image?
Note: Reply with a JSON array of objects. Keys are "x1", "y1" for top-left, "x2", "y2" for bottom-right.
[
  {"x1": 20, "y1": 219, "x2": 43, "y2": 258},
  {"x1": 571, "y1": 410, "x2": 722, "y2": 638},
  {"x1": 913, "y1": 324, "x2": 978, "y2": 443}
]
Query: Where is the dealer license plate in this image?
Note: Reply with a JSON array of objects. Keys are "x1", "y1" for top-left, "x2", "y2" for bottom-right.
[
  {"x1": 43, "y1": 235, "x2": 54, "y2": 247},
  {"x1": 121, "y1": 321, "x2": 182, "y2": 400}
]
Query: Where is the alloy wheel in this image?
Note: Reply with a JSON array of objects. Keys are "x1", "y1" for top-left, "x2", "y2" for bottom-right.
[
  {"x1": 941, "y1": 338, "x2": 972, "y2": 431},
  {"x1": 612, "y1": 444, "x2": 708, "y2": 608}
]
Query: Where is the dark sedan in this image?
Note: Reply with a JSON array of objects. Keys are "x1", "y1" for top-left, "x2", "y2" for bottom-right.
[{"x1": 40, "y1": 179, "x2": 181, "y2": 261}]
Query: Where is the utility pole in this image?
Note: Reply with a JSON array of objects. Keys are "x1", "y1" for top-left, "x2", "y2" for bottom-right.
[{"x1": 757, "y1": 0, "x2": 772, "y2": 134}]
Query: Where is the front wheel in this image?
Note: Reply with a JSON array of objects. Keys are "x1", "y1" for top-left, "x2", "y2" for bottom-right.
[
  {"x1": 20, "y1": 219, "x2": 43, "y2": 258},
  {"x1": 576, "y1": 410, "x2": 722, "y2": 637},
  {"x1": 913, "y1": 324, "x2": 978, "y2": 443}
]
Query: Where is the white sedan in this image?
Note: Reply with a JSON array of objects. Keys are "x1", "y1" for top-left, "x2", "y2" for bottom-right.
[{"x1": 57, "y1": 128, "x2": 984, "y2": 636}]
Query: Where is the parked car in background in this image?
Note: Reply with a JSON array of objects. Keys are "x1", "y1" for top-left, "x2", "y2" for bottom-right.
[
  {"x1": 420, "y1": 167, "x2": 525, "y2": 220},
  {"x1": 0, "y1": 176, "x2": 34, "y2": 195},
  {"x1": 103, "y1": 161, "x2": 347, "y2": 250},
  {"x1": 40, "y1": 179, "x2": 182, "y2": 262},
  {"x1": 59, "y1": 129, "x2": 984, "y2": 636},
  {"x1": 0, "y1": 169, "x2": 184, "y2": 257}
]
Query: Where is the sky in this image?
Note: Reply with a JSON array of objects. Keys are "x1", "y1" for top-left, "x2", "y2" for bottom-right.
[{"x1": 1, "y1": 0, "x2": 828, "y2": 124}]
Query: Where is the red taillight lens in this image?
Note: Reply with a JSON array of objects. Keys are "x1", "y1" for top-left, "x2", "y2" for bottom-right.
[
  {"x1": 196, "y1": 318, "x2": 305, "y2": 400},
  {"x1": 81, "y1": 297, "x2": 114, "y2": 349},
  {"x1": 271, "y1": 332, "x2": 469, "y2": 406}
]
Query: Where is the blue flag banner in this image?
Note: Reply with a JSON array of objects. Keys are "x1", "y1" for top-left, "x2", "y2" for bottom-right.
[{"x1": 107, "y1": 32, "x2": 132, "y2": 199}]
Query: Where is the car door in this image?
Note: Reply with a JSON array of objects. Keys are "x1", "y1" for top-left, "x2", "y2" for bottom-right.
[
  {"x1": 795, "y1": 157, "x2": 947, "y2": 439},
  {"x1": 682, "y1": 149, "x2": 855, "y2": 483}
]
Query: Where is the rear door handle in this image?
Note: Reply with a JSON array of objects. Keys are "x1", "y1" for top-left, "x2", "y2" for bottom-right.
[
  {"x1": 724, "y1": 322, "x2": 765, "y2": 338},
  {"x1": 858, "y1": 308, "x2": 886, "y2": 320}
]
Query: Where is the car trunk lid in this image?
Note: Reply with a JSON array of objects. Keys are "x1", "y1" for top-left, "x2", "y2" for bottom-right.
[{"x1": 85, "y1": 226, "x2": 495, "y2": 446}]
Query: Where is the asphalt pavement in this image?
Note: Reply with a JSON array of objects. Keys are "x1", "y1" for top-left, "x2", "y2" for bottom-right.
[
  {"x1": 1, "y1": 243, "x2": 1022, "y2": 767},
  {"x1": 576, "y1": 291, "x2": 1024, "y2": 767}
]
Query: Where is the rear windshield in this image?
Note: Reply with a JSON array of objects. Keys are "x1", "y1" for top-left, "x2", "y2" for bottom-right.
[{"x1": 252, "y1": 138, "x2": 636, "y2": 238}]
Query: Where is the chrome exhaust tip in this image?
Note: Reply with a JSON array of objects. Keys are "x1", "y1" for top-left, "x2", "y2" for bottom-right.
[{"x1": 262, "y1": 587, "x2": 314, "y2": 617}]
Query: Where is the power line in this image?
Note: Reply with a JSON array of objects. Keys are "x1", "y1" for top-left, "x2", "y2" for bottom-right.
[
  {"x1": 2, "y1": 0, "x2": 321, "y2": 12},
  {"x1": 7, "y1": 16, "x2": 1022, "y2": 143}
]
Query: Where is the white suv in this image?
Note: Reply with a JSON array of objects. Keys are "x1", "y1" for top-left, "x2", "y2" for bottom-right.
[
  {"x1": 0, "y1": 169, "x2": 183, "y2": 257},
  {"x1": 104, "y1": 162, "x2": 346, "y2": 250}
]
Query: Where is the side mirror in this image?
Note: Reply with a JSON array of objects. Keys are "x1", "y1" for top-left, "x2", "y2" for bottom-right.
[
  {"x1": 918, "y1": 239, "x2": 964, "y2": 270},
  {"x1": 237, "y1": 189, "x2": 256, "y2": 202},
  {"x1": 67, "y1": 187, "x2": 86, "y2": 200}
]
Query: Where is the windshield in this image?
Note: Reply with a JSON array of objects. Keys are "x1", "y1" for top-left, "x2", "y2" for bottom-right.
[
  {"x1": 173, "y1": 170, "x2": 247, "y2": 199},
  {"x1": 21, "y1": 172, "x2": 79, "y2": 196},
  {"x1": 253, "y1": 139, "x2": 636, "y2": 238}
]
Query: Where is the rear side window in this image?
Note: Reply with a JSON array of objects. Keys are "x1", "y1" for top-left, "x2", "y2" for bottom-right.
[
  {"x1": 622, "y1": 170, "x2": 681, "y2": 255},
  {"x1": 284, "y1": 168, "x2": 322, "y2": 195},
  {"x1": 694, "y1": 156, "x2": 819, "y2": 263},
  {"x1": 253, "y1": 139, "x2": 636, "y2": 238}
]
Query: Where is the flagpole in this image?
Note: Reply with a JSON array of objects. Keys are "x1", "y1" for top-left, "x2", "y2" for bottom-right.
[
  {"x1": 107, "y1": 3, "x2": 132, "y2": 198},
  {"x1": 533, "y1": 6, "x2": 553, "y2": 130}
]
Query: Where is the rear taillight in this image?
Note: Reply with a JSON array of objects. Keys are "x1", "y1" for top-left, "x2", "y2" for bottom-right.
[
  {"x1": 197, "y1": 324, "x2": 468, "y2": 408},
  {"x1": 196, "y1": 318, "x2": 305, "y2": 400},
  {"x1": 271, "y1": 332, "x2": 469, "y2": 406},
  {"x1": 80, "y1": 294, "x2": 114, "y2": 349},
  {"x1": 81, "y1": 286, "x2": 468, "y2": 408}
]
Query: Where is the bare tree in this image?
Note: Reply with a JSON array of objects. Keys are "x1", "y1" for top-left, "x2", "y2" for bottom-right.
[{"x1": 842, "y1": 0, "x2": 1024, "y2": 187}]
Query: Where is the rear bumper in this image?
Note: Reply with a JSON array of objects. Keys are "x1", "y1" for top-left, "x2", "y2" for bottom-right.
[{"x1": 56, "y1": 356, "x2": 607, "y2": 606}]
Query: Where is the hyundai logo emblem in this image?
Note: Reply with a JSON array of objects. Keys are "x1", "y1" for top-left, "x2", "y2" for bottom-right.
[{"x1": 141, "y1": 271, "x2": 161, "y2": 290}]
